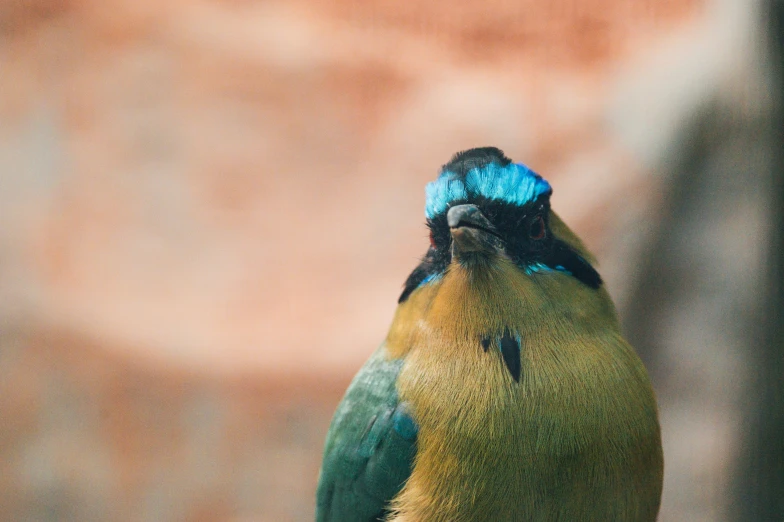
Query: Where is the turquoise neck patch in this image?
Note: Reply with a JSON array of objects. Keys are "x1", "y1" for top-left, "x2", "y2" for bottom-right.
[{"x1": 425, "y1": 162, "x2": 552, "y2": 219}]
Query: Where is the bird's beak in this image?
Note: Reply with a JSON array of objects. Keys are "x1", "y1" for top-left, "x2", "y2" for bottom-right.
[{"x1": 447, "y1": 204, "x2": 503, "y2": 259}]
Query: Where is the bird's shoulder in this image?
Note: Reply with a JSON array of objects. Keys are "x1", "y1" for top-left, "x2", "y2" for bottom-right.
[{"x1": 316, "y1": 345, "x2": 417, "y2": 522}]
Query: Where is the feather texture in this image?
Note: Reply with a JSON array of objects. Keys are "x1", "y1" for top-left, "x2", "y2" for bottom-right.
[
  {"x1": 386, "y1": 250, "x2": 662, "y2": 521},
  {"x1": 316, "y1": 347, "x2": 417, "y2": 522}
]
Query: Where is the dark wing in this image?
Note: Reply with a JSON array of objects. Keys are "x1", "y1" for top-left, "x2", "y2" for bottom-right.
[{"x1": 316, "y1": 345, "x2": 418, "y2": 522}]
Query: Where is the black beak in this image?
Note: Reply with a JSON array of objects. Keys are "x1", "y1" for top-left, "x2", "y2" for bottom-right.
[{"x1": 447, "y1": 204, "x2": 503, "y2": 257}]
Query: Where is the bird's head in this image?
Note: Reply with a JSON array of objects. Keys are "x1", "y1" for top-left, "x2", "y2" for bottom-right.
[{"x1": 399, "y1": 147, "x2": 602, "y2": 304}]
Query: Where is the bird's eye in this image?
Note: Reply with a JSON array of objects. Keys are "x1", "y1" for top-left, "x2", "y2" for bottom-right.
[
  {"x1": 529, "y1": 215, "x2": 546, "y2": 240},
  {"x1": 429, "y1": 230, "x2": 437, "y2": 249}
]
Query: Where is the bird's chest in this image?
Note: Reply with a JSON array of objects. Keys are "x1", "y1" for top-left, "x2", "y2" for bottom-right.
[{"x1": 393, "y1": 334, "x2": 660, "y2": 521}]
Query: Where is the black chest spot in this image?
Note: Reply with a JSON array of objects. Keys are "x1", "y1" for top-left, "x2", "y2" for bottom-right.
[{"x1": 480, "y1": 330, "x2": 522, "y2": 383}]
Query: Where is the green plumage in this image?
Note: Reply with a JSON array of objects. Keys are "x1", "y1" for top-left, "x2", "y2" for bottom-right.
[{"x1": 316, "y1": 346, "x2": 416, "y2": 522}]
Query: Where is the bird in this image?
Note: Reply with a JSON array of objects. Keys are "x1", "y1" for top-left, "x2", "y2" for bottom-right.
[{"x1": 315, "y1": 147, "x2": 663, "y2": 522}]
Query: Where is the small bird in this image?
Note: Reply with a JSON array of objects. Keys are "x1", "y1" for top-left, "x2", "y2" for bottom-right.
[{"x1": 316, "y1": 147, "x2": 663, "y2": 522}]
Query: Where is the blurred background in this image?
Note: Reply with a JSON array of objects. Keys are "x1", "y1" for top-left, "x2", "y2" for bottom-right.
[{"x1": 0, "y1": 0, "x2": 782, "y2": 521}]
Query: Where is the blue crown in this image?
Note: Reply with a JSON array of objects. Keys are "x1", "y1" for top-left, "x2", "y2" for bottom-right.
[{"x1": 425, "y1": 161, "x2": 552, "y2": 219}]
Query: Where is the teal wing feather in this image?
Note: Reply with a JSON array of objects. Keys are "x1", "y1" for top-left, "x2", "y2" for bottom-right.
[{"x1": 316, "y1": 345, "x2": 417, "y2": 522}]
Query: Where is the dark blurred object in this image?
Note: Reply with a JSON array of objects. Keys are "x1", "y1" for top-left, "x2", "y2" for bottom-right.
[
  {"x1": 732, "y1": 1, "x2": 784, "y2": 519},
  {"x1": 618, "y1": 2, "x2": 778, "y2": 520}
]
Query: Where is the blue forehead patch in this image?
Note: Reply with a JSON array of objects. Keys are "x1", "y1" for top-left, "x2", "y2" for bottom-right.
[{"x1": 424, "y1": 162, "x2": 552, "y2": 219}]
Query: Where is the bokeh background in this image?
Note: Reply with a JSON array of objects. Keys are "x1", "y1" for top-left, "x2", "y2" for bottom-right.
[{"x1": 1, "y1": 0, "x2": 782, "y2": 521}]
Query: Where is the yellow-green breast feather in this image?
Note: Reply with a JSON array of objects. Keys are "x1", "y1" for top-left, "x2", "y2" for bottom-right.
[{"x1": 387, "y1": 247, "x2": 661, "y2": 521}]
